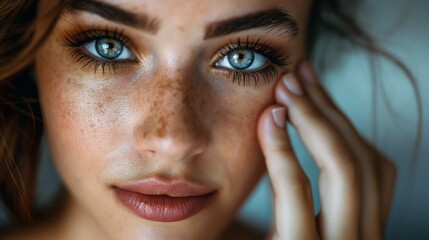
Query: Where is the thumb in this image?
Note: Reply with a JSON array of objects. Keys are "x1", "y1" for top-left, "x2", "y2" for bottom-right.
[{"x1": 257, "y1": 105, "x2": 319, "y2": 240}]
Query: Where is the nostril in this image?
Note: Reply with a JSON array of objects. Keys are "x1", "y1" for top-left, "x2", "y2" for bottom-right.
[
  {"x1": 146, "y1": 149, "x2": 156, "y2": 156},
  {"x1": 138, "y1": 131, "x2": 207, "y2": 162}
]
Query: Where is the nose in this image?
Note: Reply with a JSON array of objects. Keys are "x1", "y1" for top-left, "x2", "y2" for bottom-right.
[{"x1": 133, "y1": 75, "x2": 208, "y2": 161}]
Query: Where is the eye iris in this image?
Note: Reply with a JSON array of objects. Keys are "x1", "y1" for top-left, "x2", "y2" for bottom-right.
[
  {"x1": 95, "y1": 38, "x2": 123, "y2": 59},
  {"x1": 227, "y1": 50, "x2": 254, "y2": 70}
]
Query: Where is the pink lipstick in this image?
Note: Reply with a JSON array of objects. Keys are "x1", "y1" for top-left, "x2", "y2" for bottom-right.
[{"x1": 113, "y1": 179, "x2": 216, "y2": 222}]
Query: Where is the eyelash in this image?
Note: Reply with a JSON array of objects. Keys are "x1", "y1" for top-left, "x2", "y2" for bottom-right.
[
  {"x1": 62, "y1": 27, "x2": 138, "y2": 74},
  {"x1": 214, "y1": 37, "x2": 290, "y2": 86},
  {"x1": 61, "y1": 27, "x2": 291, "y2": 86}
]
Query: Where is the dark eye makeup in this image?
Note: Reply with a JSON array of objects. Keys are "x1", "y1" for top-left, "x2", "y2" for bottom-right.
[
  {"x1": 213, "y1": 36, "x2": 291, "y2": 86},
  {"x1": 62, "y1": 27, "x2": 139, "y2": 74},
  {"x1": 60, "y1": 26, "x2": 291, "y2": 86}
]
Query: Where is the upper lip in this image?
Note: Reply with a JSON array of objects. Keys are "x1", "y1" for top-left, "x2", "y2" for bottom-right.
[{"x1": 113, "y1": 178, "x2": 216, "y2": 197}]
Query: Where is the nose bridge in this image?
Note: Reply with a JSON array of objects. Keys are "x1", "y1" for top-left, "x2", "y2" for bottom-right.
[
  {"x1": 152, "y1": 76, "x2": 194, "y2": 138},
  {"x1": 136, "y1": 71, "x2": 206, "y2": 160}
]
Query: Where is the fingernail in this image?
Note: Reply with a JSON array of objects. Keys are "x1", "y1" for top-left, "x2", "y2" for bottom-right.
[
  {"x1": 299, "y1": 61, "x2": 318, "y2": 84},
  {"x1": 272, "y1": 107, "x2": 287, "y2": 128},
  {"x1": 282, "y1": 73, "x2": 303, "y2": 95}
]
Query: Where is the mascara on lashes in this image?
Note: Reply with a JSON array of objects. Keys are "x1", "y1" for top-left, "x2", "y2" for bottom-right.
[{"x1": 61, "y1": 27, "x2": 291, "y2": 85}]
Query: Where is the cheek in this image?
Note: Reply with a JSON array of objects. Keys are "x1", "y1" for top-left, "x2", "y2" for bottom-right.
[
  {"x1": 212, "y1": 87, "x2": 272, "y2": 196},
  {"x1": 35, "y1": 45, "x2": 129, "y2": 188},
  {"x1": 36, "y1": 32, "x2": 274, "y2": 214}
]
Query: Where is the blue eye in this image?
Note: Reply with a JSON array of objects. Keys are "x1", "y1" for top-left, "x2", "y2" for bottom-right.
[
  {"x1": 216, "y1": 49, "x2": 268, "y2": 71},
  {"x1": 84, "y1": 37, "x2": 133, "y2": 60}
]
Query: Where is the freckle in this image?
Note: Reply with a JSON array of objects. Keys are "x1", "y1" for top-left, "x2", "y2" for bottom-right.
[
  {"x1": 156, "y1": 116, "x2": 166, "y2": 137},
  {"x1": 105, "y1": 94, "x2": 113, "y2": 102}
]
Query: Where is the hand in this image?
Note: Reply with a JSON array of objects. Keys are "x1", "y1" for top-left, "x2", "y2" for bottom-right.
[{"x1": 257, "y1": 61, "x2": 396, "y2": 240}]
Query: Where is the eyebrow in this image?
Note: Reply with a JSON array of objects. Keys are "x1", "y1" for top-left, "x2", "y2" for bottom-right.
[
  {"x1": 64, "y1": 1, "x2": 298, "y2": 40},
  {"x1": 64, "y1": 0, "x2": 160, "y2": 33},
  {"x1": 204, "y1": 9, "x2": 299, "y2": 39}
]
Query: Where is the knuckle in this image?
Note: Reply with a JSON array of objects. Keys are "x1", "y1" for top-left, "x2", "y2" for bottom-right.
[
  {"x1": 293, "y1": 98, "x2": 336, "y2": 134},
  {"x1": 271, "y1": 171, "x2": 312, "y2": 199},
  {"x1": 270, "y1": 141, "x2": 295, "y2": 158},
  {"x1": 271, "y1": 139, "x2": 292, "y2": 152},
  {"x1": 295, "y1": 94, "x2": 337, "y2": 126},
  {"x1": 295, "y1": 97, "x2": 321, "y2": 119},
  {"x1": 289, "y1": 171, "x2": 312, "y2": 192},
  {"x1": 330, "y1": 154, "x2": 361, "y2": 184}
]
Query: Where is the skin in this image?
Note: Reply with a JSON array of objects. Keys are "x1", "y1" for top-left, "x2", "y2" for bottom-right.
[{"x1": 4, "y1": 0, "x2": 396, "y2": 239}]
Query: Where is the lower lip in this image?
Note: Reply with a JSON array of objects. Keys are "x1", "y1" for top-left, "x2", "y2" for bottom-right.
[{"x1": 113, "y1": 188, "x2": 215, "y2": 222}]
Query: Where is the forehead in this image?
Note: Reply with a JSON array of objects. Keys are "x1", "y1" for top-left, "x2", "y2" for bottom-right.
[
  {"x1": 61, "y1": 0, "x2": 311, "y2": 44},
  {"x1": 75, "y1": 0, "x2": 307, "y2": 24}
]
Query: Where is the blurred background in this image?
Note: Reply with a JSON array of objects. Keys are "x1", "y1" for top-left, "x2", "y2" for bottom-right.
[
  {"x1": 238, "y1": 0, "x2": 429, "y2": 239},
  {"x1": 1, "y1": 0, "x2": 427, "y2": 239}
]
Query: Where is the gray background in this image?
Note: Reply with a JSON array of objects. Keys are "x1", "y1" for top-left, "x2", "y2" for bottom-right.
[
  {"x1": 238, "y1": 0, "x2": 429, "y2": 239},
  {"x1": 1, "y1": 0, "x2": 428, "y2": 239}
]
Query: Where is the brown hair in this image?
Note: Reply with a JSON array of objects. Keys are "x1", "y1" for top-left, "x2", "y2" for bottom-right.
[
  {"x1": 0, "y1": 0, "x2": 64, "y2": 224},
  {"x1": 0, "y1": 0, "x2": 423, "y2": 225}
]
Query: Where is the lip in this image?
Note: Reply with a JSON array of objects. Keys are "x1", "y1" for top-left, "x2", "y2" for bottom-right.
[{"x1": 113, "y1": 178, "x2": 217, "y2": 222}]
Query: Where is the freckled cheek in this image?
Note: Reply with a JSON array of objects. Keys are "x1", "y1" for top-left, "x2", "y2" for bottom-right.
[
  {"x1": 38, "y1": 79, "x2": 129, "y2": 182},
  {"x1": 215, "y1": 90, "x2": 273, "y2": 187},
  {"x1": 35, "y1": 41, "x2": 133, "y2": 191},
  {"x1": 224, "y1": 116, "x2": 265, "y2": 180}
]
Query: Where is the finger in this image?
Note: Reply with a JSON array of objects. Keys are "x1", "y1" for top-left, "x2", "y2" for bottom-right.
[
  {"x1": 275, "y1": 73, "x2": 360, "y2": 240},
  {"x1": 257, "y1": 105, "x2": 319, "y2": 240},
  {"x1": 297, "y1": 61, "x2": 380, "y2": 239},
  {"x1": 298, "y1": 61, "x2": 396, "y2": 235}
]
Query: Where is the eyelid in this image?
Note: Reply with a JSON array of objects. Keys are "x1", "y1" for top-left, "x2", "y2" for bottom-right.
[
  {"x1": 215, "y1": 52, "x2": 268, "y2": 71},
  {"x1": 211, "y1": 37, "x2": 290, "y2": 69},
  {"x1": 61, "y1": 26, "x2": 140, "y2": 57},
  {"x1": 213, "y1": 65, "x2": 279, "y2": 87},
  {"x1": 60, "y1": 26, "x2": 142, "y2": 73},
  {"x1": 83, "y1": 39, "x2": 134, "y2": 60},
  {"x1": 61, "y1": 26, "x2": 290, "y2": 85},
  {"x1": 209, "y1": 37, "x2": 291, "y2": 87}
]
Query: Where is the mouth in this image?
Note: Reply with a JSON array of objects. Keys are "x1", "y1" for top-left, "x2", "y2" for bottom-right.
[{"x1": 112, "y1": 178, "x2": 217, "y2": 222}]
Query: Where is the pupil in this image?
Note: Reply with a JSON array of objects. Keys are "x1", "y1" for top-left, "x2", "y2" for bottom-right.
[
  {"x1": 228, "y1": 50, "x2": 254, "y2": 70},
  {"x1": 237, "y1": 53, "x2": 245, "y2": 61},
  {"x1": 96, "y1": 38, "x2": 123, "y2": 59}
]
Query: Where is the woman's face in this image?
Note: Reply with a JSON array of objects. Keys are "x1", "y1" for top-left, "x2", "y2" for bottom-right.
[{"x1": 35, "y1": 0, "x2": 310, "y2": 239}]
